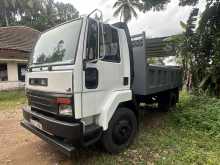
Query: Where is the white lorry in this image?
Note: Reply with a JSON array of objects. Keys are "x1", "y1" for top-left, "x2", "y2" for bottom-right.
[{"x1": 21, "y1": 10, "x2": 182, "y2": 156}]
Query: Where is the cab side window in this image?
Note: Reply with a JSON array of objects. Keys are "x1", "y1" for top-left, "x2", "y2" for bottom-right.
[
  {"x1": 100, "y1": 25, "x2": 120, "y2": 63},
  {"x1": 86, "y1": 19, "x2": 98, "y2": 61}
]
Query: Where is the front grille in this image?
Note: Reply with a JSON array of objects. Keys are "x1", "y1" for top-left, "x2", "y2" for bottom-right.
[{"x1": 27, "y1": 91, "x2": 58, "y2": 115}]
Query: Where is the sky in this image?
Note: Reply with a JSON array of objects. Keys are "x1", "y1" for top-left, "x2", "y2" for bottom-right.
[{"x1": 56, "y1": 0, "x2": 206, "y2": 37}]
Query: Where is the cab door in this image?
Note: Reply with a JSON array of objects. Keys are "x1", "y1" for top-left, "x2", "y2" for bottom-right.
[{"x1": 82, "y1": 19, "x2": 128, "y2": 117}]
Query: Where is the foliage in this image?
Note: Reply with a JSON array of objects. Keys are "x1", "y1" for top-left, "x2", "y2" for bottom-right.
[
  {"x1": 113, "y1": 0, "x2": 220, "y2": 96},
  {"x1": 172, "y1": 91, "x2": 220, "y2": 137},
  {"x1": 136, "y1": 92, "x2": 220, "y2": 165},
  {"x1": 178, "y1": 0, "x2": 200, "y2": 6},
  {"x1": 112, "y1": 0, "x2": 217, "y2": 25},
  {"x1": 141, "y1": 0, "x2": 170, "y2": 12},
  {"x1": 165, "y1": 8, "x2": 199, "y2": 88},
  {"x1": 55, "y1": 2, "x2": 79, "y2": 24},
  {"x1": 0, "y1": 0, "x2": 79, "y2": 31},
  {"x1": 113, "y1": 0, "x2": 172, "y2": 23},
  {"x1": 167, "y1": 2, "x2": 220, "y2": 97},
  {"x1": 195, "y1": 1, "x2": 220, "y2": 96},
  {"x1": 112, "y1": 0, "x2": 203, "y2": 23},
  {"x1": 113, "y1": 0, "x2": 143, "y2": 23}
]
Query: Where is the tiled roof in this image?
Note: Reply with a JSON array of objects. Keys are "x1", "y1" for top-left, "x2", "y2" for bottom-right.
[{"x1": 0, "y1": 26, "x2": 40, "y2": 53}]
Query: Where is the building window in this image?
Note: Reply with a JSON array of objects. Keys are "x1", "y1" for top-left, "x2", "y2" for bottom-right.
[{"x1": 0, "y1": 64, "x2": 8, "y2": 81}]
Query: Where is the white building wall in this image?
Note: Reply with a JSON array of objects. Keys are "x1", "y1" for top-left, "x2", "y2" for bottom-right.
[
  {"x1": 0, "y1": 81, "x2": 25, "y2": 91},
  {"x1": 0, "y1": 61, "x2": 26, "y2": 91},
  {"x1": 7, "y1": 62, "x2": 18, "y2": 81}
]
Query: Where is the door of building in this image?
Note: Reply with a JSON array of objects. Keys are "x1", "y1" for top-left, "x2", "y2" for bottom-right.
[{"x1": 18, "y1": 64, "x2": 27, "y2": 82}]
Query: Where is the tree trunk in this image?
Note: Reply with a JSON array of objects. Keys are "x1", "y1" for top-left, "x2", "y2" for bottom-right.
[{"x1": 4, "y1": 8, "x2": 9, "y2": 26}]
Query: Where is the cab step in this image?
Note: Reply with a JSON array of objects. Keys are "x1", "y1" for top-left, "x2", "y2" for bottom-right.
[{"x1": 82, "y1": 124, "x2": 102, "y2": 147}]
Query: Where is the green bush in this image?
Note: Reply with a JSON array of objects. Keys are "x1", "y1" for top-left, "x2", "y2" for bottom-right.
[{"x1": 170, "y1": 91, "x2": 220, "y2": 136}]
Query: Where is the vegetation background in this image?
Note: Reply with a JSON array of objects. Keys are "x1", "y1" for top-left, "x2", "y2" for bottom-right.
[
  {"x1": 0, "y1": 0, "x2": 79, "y2": 31},
  {"x1": 112, "y1": 0, "x2": 220, "y2": 97},
  {"x1": 0, "y1": 0, "x2": 219, "y2": 98}
]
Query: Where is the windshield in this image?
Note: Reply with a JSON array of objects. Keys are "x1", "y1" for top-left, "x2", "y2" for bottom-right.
[{"x1": 32, "y1": 19, "x2": 82, "y2": 65}]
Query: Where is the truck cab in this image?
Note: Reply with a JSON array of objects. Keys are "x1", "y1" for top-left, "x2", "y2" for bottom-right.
[{"x1": 21, "y1": 10, "x2": 182, "y2": 156}]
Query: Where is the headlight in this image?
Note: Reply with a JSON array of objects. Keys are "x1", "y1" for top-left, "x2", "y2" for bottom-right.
[{"x1": 59, "y1": 104, "x2": 72, "y2": 116}]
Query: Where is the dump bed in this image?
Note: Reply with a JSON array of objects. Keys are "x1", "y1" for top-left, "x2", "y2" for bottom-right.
[{"x1": 131, "y1": 33, "x2": 182, "y2": 96}]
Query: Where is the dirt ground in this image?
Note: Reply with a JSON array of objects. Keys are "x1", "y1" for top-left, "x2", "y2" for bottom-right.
[
  {"x1": 0, "y1": 106, "x2": 165, "y2": 165},
  {"x1": 0, "y1": 107, "x2": 72, "y2": 165}
]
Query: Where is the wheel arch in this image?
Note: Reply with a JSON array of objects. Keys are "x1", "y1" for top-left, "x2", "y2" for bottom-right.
[
  {"x1": 118, "y1": 97, "x2": 139, "y2": 121},
  {"x1": 97, "y1": 90, "x2": 132, "y2": 131}
]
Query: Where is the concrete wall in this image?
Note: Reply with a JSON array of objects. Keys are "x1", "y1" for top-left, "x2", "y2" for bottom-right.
[
  {"x1": 0, "y1": 61, "x2": 27, "y2": 91},
  {"x1": 0, "y1": 81, "x2": 25, "y2": 91},
  {"x1": 7, "y1": 62, "x2": 18, "y2": 81}
]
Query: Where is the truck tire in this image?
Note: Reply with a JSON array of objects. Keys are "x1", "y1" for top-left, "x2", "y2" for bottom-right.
[
  {"x1": 158, "y1": 91, "x2": 177, "y2": 112},
  {"x1": 170, "y1": 92, "x2": 178, "y2": 107},
  {"x1": 101, "y1": 107, "x2": 137, "y2": 154}
]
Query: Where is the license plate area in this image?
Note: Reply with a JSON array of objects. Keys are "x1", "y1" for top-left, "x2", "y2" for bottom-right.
[{"x1": 30, "y1": 119, "x2": 42, "y2": 130}]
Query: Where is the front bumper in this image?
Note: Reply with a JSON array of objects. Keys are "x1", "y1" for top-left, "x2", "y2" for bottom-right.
[{"x1": 21, "y1": 107, "x2": 83, "y2": 156}]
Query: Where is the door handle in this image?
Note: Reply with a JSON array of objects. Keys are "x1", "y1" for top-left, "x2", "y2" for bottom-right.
[{"x1": 123, "y1": 77, "x2": 129, "y2": 86}]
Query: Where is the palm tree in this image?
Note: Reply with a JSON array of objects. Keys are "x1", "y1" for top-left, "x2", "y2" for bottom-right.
[{"x1": 113, "y1": 0, "x2": 143, "y2": 23}]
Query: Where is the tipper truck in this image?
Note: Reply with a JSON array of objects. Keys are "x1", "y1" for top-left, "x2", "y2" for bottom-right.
[{"x1": 21, "y1": 10, "x2": 182, "y2": 156}]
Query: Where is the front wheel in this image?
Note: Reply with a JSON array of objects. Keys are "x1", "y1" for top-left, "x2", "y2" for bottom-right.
[{"x1": 101, "y1": 107, "x2": 137, "y2": 154}]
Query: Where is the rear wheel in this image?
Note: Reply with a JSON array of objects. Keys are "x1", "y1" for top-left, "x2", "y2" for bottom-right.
[
  {"x1": 101, "y1": 107, "x2": 137, "y2": 154},
  {"x1": 158, "y1": 90, "x2": 178, "y2": 111}
]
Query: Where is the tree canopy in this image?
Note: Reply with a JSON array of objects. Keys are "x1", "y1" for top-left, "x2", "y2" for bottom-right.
[
  {"x1": 113, "y1": 0, "x2": 220, "y2": 96},
  {"x1": 168, "y1": 1, "x2": 220, "y2": 96},
  {"x1": 113, "y1": 0, "x2": 210, "y2": 23},
  {"x1": 0, "y1": 0, "x2": 79, "y2": 31},
  {"x1": 113, "y1": 0, "x2": 143, "y2": 23}
]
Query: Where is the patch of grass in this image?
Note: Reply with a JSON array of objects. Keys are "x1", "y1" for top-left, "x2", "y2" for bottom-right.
[
  {"x1": 132, "y1": 91, "x2": 220, "y2": 165},
  {"x1": 158, "y1": 91, "x2": 220, "y2": 165},
  {"x1": 74, "y1": 91, "x2": 220, "y2": 165},
  {"x1": 0, "y1": 89, "x2": 26, "y2": 110},
  {"x1": 172, "y1": 91, "x2": 220, "y2": 137}
]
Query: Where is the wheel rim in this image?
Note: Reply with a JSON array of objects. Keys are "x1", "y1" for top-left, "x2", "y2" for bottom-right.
[{"x1": 112, "y1": 118, "x2": 132, "y2": 145}]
